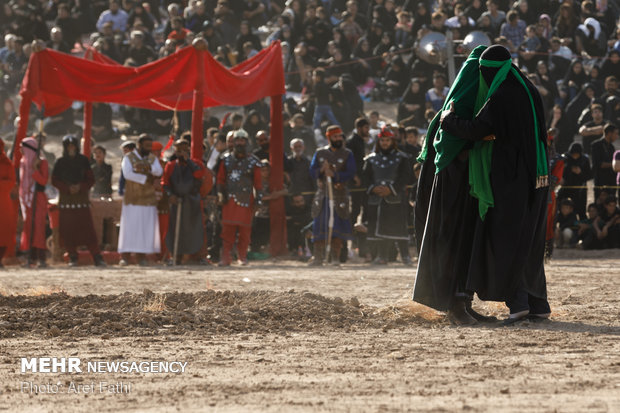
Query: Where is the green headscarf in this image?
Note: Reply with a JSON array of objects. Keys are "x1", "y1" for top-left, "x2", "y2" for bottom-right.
[
  {"x1": 469, "y1": 57, "x2": 549, "y2": 220},
  {"x1": 417, "y1": 46, "x2": 487, "y2": 171}
]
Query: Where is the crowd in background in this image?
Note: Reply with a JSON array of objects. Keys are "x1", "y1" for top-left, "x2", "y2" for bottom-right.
[{"x1": 0, "y1": 0, "x2": 619, "y2": 266}]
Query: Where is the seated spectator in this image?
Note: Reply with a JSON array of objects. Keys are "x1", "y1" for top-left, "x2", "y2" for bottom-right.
[
  {"x1": 91, "y1": 102, "x2": 116, "y2": 141},
  {"x1": 549, "y1": 37, "x2": 572, "y2": 81},
  {"x1": 43, "y1": 107, "x2": 80, "y2": 136},
  {"x1": 96, "y1": 0, "x2": 128, "y2": 33},
  {"x1": 592, "y1": 196, "x2": 620, "y2": 249},
  {"x1": 47, "y1": 26, "x2": 71, "y2": 54},
  {"x1": 559, "y1": 142, "x2": 592, "y2": 220},
  {"x1": 286, "y1": 193, "x2": 312, "y2": 258},
  {"x1": 500, "y1": 10, "x2": 526, "y2": 53},
  {"x1": 554, "y1": 198, "x2": 579, "y2": 248},
  {"x1": 518, "y1": 24, "x2": 542, "y2": 73},
  {"x1": 576, "y1": 17, "x2": 607, "y2": 60},
  {"x1": 425, "y1": 73, "x2": 449, "y2": 113}
]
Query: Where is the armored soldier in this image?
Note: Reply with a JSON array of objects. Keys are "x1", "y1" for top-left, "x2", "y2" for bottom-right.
[
  {"x1": 309, "y1": 125, "x2": 356, "y2": 265},
  {"x1": 216, "y1": 130, "x2": 263, "y2": 266},
  {"x1": 362, "y1": 127, "x2": 412, "y2": 265}
]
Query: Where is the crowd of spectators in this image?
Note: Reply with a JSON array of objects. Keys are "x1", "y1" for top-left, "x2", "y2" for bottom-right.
[{"x1": 0, "y1": 0, "x2": 619, "y2": 258}]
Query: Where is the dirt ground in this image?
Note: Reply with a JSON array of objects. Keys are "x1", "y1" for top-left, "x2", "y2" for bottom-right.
[{"x1": 0, "y1": 249, "x2": 618, "y2": 412}]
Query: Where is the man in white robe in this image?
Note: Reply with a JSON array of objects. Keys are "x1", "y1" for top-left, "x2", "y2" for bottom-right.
[{"x1": 118, "y1": 134, "x2": 163, "y2": 265}]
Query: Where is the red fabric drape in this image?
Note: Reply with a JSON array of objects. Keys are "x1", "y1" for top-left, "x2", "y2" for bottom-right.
[{"x1": 19, "y1": 43, "x2": 284, "y2": 117}]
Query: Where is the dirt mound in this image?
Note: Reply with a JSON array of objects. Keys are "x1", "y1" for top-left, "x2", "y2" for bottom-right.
[{"x1": 0, "y1": 289, "x2": 430, "y2": 338}]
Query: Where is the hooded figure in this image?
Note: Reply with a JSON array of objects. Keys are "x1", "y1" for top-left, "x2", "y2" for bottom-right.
[
  {"x1": 52, "y1": 135, "x2": 105, "y2": 266},
  {"x1": 436, "y1": 45, "x2": 551, "y2": 324},
  {"x1": 414, "y1": 46, "x2": 492, "y2": 325}
]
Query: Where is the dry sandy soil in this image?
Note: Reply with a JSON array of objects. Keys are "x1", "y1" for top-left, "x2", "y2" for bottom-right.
[{"x1": 0, "y1": 249, "x2": 618, "y2": 413}]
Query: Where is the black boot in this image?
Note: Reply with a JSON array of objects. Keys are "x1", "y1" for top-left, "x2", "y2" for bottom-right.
[
  {"x1": 447, "y1": 300, "x2": 478, "y2": 326},
  {"x1": 68, "y1": 254, "x2": 79, "y2": 267},
  {"x1": 93, "y1": 254, "x2": 107, "y2": 267}
]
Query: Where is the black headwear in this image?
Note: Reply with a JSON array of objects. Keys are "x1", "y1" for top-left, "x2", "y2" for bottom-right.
[
  {"x1": 479, "y1": 45, "x2": 511, "y2": 86},
  {"x1": 568, "y1": 142, "x2": 583, "y2": 155},
  {"x1": 62, "y1": 134, "x2": 80, "y2": 156}
]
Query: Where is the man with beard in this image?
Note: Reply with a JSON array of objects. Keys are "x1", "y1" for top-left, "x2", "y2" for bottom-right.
[
  {"x1": 308, "y1": 125, "x2": 356, "y2": 266},
  {"x1": 346, "y1": 117, "x2": 370, "y2": 259},
  {"x1": 287, "y1": 138, "x2": 316, "y2": 205},
  {"x1": 216, "y1": 130, "x2": 263, "y2": 266},
  {"x1": 435, "y1": 45, "x2": 551, "y2": 324},
  {"x1": 163, "y1": 140, "x2": 205, "y2": 264},
  {"x1": 52, "y1": 135, "x2": 105, "y2": 267},
  {"x1": 362, "y1": 126, "x2": 412, "y2": 265},
  {"x1": 118, "y1": 134, "x2": 163, "y2": 266},
  {"x1": 252, "y1": 130, "x2": 270, "y2": 161}
]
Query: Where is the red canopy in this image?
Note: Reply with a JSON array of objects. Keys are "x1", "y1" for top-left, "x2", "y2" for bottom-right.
[{"x1": 15, "y1": 41, "x2": 288, "y2": 256}]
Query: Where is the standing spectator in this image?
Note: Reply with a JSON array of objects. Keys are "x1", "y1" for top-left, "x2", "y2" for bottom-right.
[
  {"x1": 579, "y1": 103, "x2": 607, "y2": 155},
  {"x1": 96, "y1": 0, "x2": 128, "y2": 33},
  {"x1": 91, "y1": 145, "x2": 113, "y2": 198},
  {"x1": 18, "y1": 137, "x2": 48, "y2": 268},
  {"x1": 118, "y1": 140, "x2": 135, "y2": 196},
  {"x1": 558, "y1": 142, "x2": 591, "y2": 220},
  {"x1": 591, "y1": 123, "x2": 619, "y2": 200},
  {"x1": 252, "y1": 130, "x2": 270, "y2": 161},
  {"x1": 0, "y1": 139, "x2": 16, "y2": 267},
  {"x1": 216, "y1": 130, "x2": 263, "y2": 266},
  {"x1": 52, "y1": 135, "x2": 105, "y2": 267},
  {"x1": 118, "y1": 134, "x2": 163, "y2": 266},
  {"x1": 312, "y1": 69, "x2": 340, "y2": 134},
  {"x1": 287, "y1": 138, "x2": 315, "y2": 204}
]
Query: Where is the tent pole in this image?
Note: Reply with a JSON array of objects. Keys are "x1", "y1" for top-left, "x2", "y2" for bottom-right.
[
  {"x1": 190, "y1": 39, "x2": 206, "y2": 162},
  {"x1": 269, "y1": 94, "x2": 287, "y2": 257},
  {"x1": 83, "y1": 102, "x2": 92, "y2": 157}
]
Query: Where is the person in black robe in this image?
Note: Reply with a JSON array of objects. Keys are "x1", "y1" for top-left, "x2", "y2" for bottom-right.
[
  {"x1": 162, "y1": 140, "x2": 204, "y2": 263},
  {"x1": 362, "y1": 127, "x2": 412, "y2": 265},
  {"x1": 51, "y1": 135, "x2": 105, "y2": 267},
  {"x1": 439, "y1": 45, "x2": 551, "y2": 324}
]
